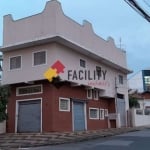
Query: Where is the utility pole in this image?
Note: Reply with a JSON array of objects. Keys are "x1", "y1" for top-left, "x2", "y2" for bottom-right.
[
  {"x1": 0, "y1": 55, "x2": 2, "y2": 79},
  {"x1": 115, "y1": 77, "x2": 118, "y2": 114}
]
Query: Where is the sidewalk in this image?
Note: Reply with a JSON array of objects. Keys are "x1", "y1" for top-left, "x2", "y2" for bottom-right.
[{"x1": 0, "y1": 126, "x2": 148, "y2": 149}]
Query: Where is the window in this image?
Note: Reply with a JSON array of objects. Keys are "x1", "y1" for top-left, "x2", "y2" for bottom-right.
[
  {"x1": 93, "y1": 89, "x2": 99, "y2": 100},
  {"x1": 119, "y1": 75, "x2": 123, "y2": 84},
  {"x1": 96, "y1": 66, "x2": 101, "y2": 77},
  {"x1": 87, "y1": 89, "x2": 92, "y2": 99},
  {"x1": 144, "y1": 76, "x2": 150, "y2": 84},
  {"x1": 33, "y1": 51, "x2": 46, "y2": 66},
  {"x1": 16, "y1": 85, "x2": 42, "y2": 96},
  {"x1": 117, "y1": 93, "x2": 124, "y2": 99},
  {"x1": 89, "y1": 108, "x2": 99, "y2": 119},
  {"x1": 144, "y1": 76, "x2": 150, "y2": 91},
  {"x1": 59, "y1": 98, "x2": 70, "y2": 112},
  {"x1": 99, "y1": 109, "x2": 105, "y2": 120},
  {"x1": 87, "y1": 89, "x2": 99, "y2": 100},
  {"x1": 104, "y1": 109, "x2": 108, "y2": 117},
  {"x1": 80, "y1": 59, "x2": 86, "y2": 68},
  {"x1": 10, "y1": 56, "x2": 21, "y2": 70}
]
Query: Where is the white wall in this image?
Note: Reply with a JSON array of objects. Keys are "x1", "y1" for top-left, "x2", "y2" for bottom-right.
[
  {"x1": 0, "y1": 121, "x2": 6, "y2": 134},
  {"x1": 138, "y1": 99, "x2": 150, "y2": 109},
  {"x1": 128, "y1": 71, "x2": 144, "y2": 92},
  {"x1": 131, "y1": 108, "x2": 150, "y2": 127}
]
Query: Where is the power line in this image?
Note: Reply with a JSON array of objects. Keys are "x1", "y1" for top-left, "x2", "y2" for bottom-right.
[{"x1": 124, "y1": 0, "x2": 150, "y2": 22}]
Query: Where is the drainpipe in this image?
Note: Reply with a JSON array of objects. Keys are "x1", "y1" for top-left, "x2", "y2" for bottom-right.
[{"x1": 115, "y1": 77, "x2": 120, "y2": 128}]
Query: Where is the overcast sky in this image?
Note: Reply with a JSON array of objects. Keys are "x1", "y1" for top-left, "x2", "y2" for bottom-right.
[{"x1": 0, "y1": 0, "x2": 150, "y2": 76}]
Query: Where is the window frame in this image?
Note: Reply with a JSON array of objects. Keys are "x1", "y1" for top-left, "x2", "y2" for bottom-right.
[
  {"x1": 93, "y1": 89, "x2": 99, "y2": 100},
  {"x1": 96, "y1": 66, "x2": 101, "y2": 77},
  {"x1": 59, "y1": 97, "x2": 70, "y2": 112},
  {"x1": 99, "y1": 108, "x2": 105, "y2": 120},
  {"x1": 80, "y1": 59, "x2": 86, "y2": 68},
  {"x1": 9, "y1": 55, "x2": 22, "y2": 70},
  {"x1": 104, "y1": 109, "x2": 108, "y2": 117},
  {"x1": 33, "y1": 50, "x2": 47, "y2": 66},
  {"x1": 118, "y1": 75, "x2": 123, "y2": 84},
  {"x1": 87, "y1": 89, "x2": 99, "y2": 100},
  {"x1": 87, "y1": 89, "x2": 92, "y2": 99},
  {"x1": 89, "y1": 107, "x2": 99, "y2": 120},
  {"x1": 16, "y1": 84, "x2": 43, "y2": 96}
]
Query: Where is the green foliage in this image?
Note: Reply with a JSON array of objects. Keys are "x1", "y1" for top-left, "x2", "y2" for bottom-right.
[
  {"x1": 129, "y1": 96, "x2": 140, "y2": 108},
  {"x1": 0, "y1": 85, "x2": 10, "y2": 122}
]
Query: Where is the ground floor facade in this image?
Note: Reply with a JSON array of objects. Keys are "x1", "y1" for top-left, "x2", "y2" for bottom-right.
[{"x1": 7, "y1": 80, "x2": 117, "y2": 133}]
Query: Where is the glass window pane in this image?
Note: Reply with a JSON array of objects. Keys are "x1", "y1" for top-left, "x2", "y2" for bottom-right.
[
  {"x1": 10, "y1": 56, "x2": 21, "y2": 70},
  {"x1": 34, "y1": 51, "x2": 46, "y2": 66}
]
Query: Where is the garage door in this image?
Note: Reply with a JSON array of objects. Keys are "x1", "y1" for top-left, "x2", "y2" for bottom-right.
[
  {"x1": 17, "y1": 99, "x2": 41, "y2": 133},
  {"x1": 73, "y1": 101, "x2": 86, "y2": 131}
]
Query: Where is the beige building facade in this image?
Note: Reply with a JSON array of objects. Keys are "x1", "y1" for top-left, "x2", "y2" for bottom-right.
[{"x1": 1, "y1": 0, "x2": 131, "y2": 132}]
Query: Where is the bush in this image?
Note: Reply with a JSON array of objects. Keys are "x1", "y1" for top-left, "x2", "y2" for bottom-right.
[
  {"x1": 0, "y1": 85, "x2": 10, "y2": 122},
  {"x1": 129, "y1": 96, "x2": 140, "y2": 108}
]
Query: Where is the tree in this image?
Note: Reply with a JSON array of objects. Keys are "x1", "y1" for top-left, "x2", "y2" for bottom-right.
[
  {"x1": 129, "y1": 96, "x2": 140, "y2": 108},
  {"x1": 0, "y1": 85, "x2": 10, "y2": 122}
]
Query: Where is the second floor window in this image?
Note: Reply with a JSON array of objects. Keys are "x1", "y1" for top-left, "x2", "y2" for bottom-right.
[
  {"x1": 33, "y1": 51, "x2": 46, "y2": 66},
  {"x1": 119, "y1": 75, "x2": 123, "y2": 84},
  {"x1": 10, "y1": 56, "x2": 21, "y2": 70},
  {"x1": 80, "y1": 59, "x2": 86, "y2": 68}
]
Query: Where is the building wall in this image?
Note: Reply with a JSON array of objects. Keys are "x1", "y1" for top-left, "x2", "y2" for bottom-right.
[
  {"x1": 2, "y1": 43, "x2": 128, "y2": 99},
  {"x1": 138, "y1": 92, "x2": 150, "y2": 109},
  {"x1": 128, "y1": 71, "x2": 143, "y2": 92},
  {"x1": 2, "y1": 1, "x2": 127, "y2": 69},
  {"x1": 7, "y1": 80, "x2": 115, "y2": 133},
  {"x1": 129, "y1": 70, "x2": 150, "y2": 93},
  {"x1": 2, "y1": 43, "x2": 57, "y2": 85},
  {"x1": 130, "y1": 108, "x2": 150, "y2": 127}
]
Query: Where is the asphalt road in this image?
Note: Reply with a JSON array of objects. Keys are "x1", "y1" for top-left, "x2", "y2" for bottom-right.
[{"x1": 27, "y1": 129, "x2": 150, "y2": 150}]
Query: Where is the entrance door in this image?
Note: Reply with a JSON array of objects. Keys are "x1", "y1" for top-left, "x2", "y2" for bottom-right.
[
  {"x1": 73, "y1": 101, "x2": 86, "y2": 131},
  {"x1": 117, "y1": 98, "x2": 126, "y2": 127},
  {"x1": 17, "y1": 99, "x2": 41, "y2": 133}
]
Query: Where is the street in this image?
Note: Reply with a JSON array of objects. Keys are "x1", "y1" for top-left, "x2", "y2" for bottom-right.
[{"x1": 26, "y1": 129, "x2": 150, "y2": 150}]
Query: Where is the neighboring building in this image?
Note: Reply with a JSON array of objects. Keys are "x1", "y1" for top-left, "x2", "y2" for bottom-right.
[
  {"x1": 128, "y1": 69, "x2": 150, "y2": 93},
  {"x1": 0, "y1": 0, "x2": 131, "y2": 133},
  {"x1": 129, "y1": 91, "x2": 150, "y2": 110},
  {"x1": 129, "y1": 91, "x2": 150, "y2": 127}
]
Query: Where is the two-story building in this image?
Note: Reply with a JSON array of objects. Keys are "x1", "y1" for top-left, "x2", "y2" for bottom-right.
[{"x1": 0, "y1": 0, "x2": 131, "y2": 133}]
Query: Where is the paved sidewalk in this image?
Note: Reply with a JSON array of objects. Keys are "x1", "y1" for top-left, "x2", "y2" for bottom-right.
[{"x1": 0, "y1": 126, "x2": 147, "y2": 150}]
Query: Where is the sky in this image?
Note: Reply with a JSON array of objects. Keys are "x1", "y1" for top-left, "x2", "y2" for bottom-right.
[{"x1": 0, "y1": 0, "x2": 150, "y2": 77}]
